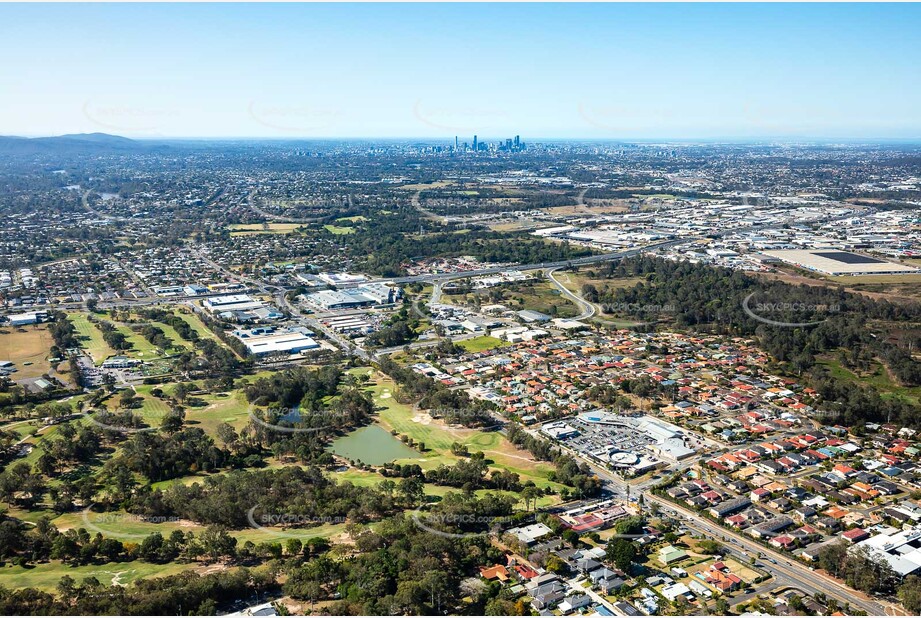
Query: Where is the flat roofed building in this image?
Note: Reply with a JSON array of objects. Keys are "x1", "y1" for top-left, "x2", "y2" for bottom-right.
[
  {"x1": 203, "y1": 294, "x2": 265, "y2": 313},
  {"x1": 854, "y1": 525, "x2": 921, "y2": 577},
  {"x1": 232, "y1": 328, "x2": 320, "y2": 356},
  {"x1": 507, "y1": 522, "x2": 553, "y2": 545},
  {"x1": 307, "y1": 284, "x2": 400, "y2": 310},
  {"x1": 763, "y1": 249, "x2": 920, "y2": 276},
  {"x1": 6, "y1": 311, "x2": 48, "y2": 326},
  {"x1": 318, "y1": 272, "x2": 368, "y2": 286}
]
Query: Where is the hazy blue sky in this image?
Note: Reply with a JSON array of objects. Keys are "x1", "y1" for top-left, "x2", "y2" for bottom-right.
[{"x1": 1, "y1": 3, "x2": 919, "y2": 139}]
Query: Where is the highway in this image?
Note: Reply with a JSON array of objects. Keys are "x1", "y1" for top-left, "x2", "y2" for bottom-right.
[{"x1": 325, "y1": 238, "x2": 695, "y2": 288}]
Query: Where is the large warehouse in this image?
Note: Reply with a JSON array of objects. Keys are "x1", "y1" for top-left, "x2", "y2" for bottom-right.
[
  {"x1": 306, "y1": 283, "x2": 401, "y2": 310},
  {"x1": 231, "y1": 327, "x2": 320, "y2": 357},
  {"x1": 763, "y1": 249, "x2": 920, "y2": 276}
]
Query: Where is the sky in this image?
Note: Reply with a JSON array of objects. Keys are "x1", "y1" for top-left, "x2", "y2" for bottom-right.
[{"x1": 1, "y1": 3, "x2": 920, "y2": 140}]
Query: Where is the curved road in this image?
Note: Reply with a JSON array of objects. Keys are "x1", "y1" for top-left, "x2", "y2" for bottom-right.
[{"x1": 547, "y1": 267, "x2": 596, "y2": 320}]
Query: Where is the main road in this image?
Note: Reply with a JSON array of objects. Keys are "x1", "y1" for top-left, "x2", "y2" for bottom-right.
[
  {"x1": 546, "y1": 429, "x2": 889, "y2": 614},
  {"x1": 645, "y1": 493, "x2": 890, "y2": 615},
  {"x1": 352, "y1": 237, "x2": 693, "y2": 288}
]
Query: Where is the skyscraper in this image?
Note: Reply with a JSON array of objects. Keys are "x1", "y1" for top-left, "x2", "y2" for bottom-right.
[{"x1": 472, "y1": 135, "x2": 478, "y2": 152}]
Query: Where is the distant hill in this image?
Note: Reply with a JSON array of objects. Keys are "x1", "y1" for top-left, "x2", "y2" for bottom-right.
[{"x1": 0, "y1": 132, "x2": 157, "y2": 155}]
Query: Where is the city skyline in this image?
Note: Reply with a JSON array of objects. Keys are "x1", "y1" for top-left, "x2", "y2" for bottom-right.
[{"x1": 1, "y1": 3, "x2": 920, "y2": 139}]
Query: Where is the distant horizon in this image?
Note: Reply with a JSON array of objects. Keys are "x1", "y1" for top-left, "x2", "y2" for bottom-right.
[
  {"x1": 2, "y1": 3, "x2": 919, "y2": 139},
  {"x1": 7, "y1": 131, "x2": 921, "y2": 145}
]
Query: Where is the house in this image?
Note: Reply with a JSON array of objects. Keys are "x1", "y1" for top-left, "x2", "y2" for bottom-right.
[
  {"x1": 638, "y1": 589, "x2": 659, "y2": 615},
  {"x1": 590, "y1": 568, "x2": 625, "y2": 594},
  {"x1": 842, "y1": 528, "x2": 870, "y2": 543},
  {"x1": 480, "y1": 565, "x2": 510, "y2": 581},
  {"x1": 661, "y1": 582, "x2": 694, "y2": 602},
  {"x1": 576, "y1": 557, "x2": 602, "y2": 573},
  {"x1": 658, "y1": 545, "x2": 688, "y2": 565},
  {"x1": 701, "y1": 563, "x2": 743, "y2": 592},
  {"x1": 770, "y1": 535, "x2": 797, "y2": 550},
  {"x1": 688, "y1": 580, "x2": 712, "y2": 599},
  {"x1": 530, "y1": 581, "x2": 566, "y2": 610},
  {"x1": 613, "y1": 601, "x2": 642, "y2": 616},
  {"x1": 558, "y1": 594, "x2": 592, "y2": 615}
]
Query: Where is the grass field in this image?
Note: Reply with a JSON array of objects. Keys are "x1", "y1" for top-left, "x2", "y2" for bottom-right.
[
  {"x1": 0, "y1": 325, "x2": 53, "y2": 379},
  {"x1": 444, "y1": 280, "x2": 580, "y2": 319},
  {"x1": 149, "y1": 320, "x2": 192, "y2": 352},
  {"x1": 0, "y1": 560, "x2": 195, "y2": 591},
  {"x1": 458, "y1": 335, "x2": 505, "y2": 353},
  {"x1": 818, "y1": 356, "x2": 920, "y2": 405},
  {"x1": 323, "y1": 224, "x2": 355, "y2": 235},
  {"x1": 506, "y1": 281, "x2": 580, "y2": 319},
  {"x1": 68, "y1": 313, "x2": 115, "y2": 363},
  {"x1": 228, "y1": 223, "x2": 304, "y2": 236},
  {"x1": 175, "y1": 310, "x2": 220, "y2": 343},
  {"x1": 185, "y1": 390, "x2": 252, "y2": 434},
  {"x1": 113, "y1": 323, "x2": 161, "y2": 359},
  {"x1": 336, "y1": 215, "x2": 367, "y2": 223}
]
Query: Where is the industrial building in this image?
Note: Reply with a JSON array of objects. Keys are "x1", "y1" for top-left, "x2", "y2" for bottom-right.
[
  {"x1": 763, "y1": 249, "x2": 920, "y2": 276},
  {"x1": 203, "y1": 294, "x2": 265, "y2": 313},
  {"x1": 854, "y1": 525, "x2": 921, "y2": 577},
  {"x1": 202, "y1": 294, "x2": 283, "y2": 323},
  {"x1": 6, "y1": 311, "x2": 49, "y2": 326},
  {"x1": 231, "y1": 327, "x2": 320, "y2": 357},
  {"x1": 306, "y1": 283, "x2": 401, "y2": 311}
]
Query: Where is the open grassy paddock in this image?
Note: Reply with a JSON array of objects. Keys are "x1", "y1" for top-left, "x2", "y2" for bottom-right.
[
  {"x1": 323, "y1": 224, "x2": 355, "y2": 235},
  {"x1": 818, "y1": 356, "x2": 921, "y2": 405},
  {"x1": 227, "y1": 223, "x2": 304, "y2": 236},
  {"x1": 0, "y1": 324, "x2": 54, "y2": 379},
  {"x1": 458, "y1": 335, "x2": 505, "y2": 353}
]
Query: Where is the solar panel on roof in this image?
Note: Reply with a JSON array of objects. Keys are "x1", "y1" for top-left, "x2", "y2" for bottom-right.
[{"x1": 811, "y1": 251, "x2": 884, "y2": 264}]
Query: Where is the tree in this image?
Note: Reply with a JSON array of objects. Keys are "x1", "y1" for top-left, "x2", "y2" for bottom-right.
[
  {"x1": 399, "y1": 477, "x2": 425, "y2": 506},
  {"x1": 615, "y1": 515, "x2": 645, "y2": 536},
  {"x1": 285, "y1": 538, "x2": 303, "y2": 557},
  {"x1": 198, "y1": 526, "x2": 237, "y2": 562},
  {"x1": 545, "y1": 554, "x2": 569, "y2": 574},
  {"x1": 899, "y1": 575, "x2": 921, "y2": 614},
  {"x1": 606, "y1": 538, "x2": 637, "y2": 573}
]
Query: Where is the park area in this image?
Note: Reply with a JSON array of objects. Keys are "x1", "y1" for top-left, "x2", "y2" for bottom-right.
[
  {"x1": 0, "y1": 324, "x2": 54, "y2": 379},
  {"x1": 332, "y1": 368, "x2": 564, "y2": 508}
]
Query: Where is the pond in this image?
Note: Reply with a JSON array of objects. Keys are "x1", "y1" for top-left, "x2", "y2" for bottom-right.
[{"x1": 328, "y1": 424, "x2": 419, "y2": 466}]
